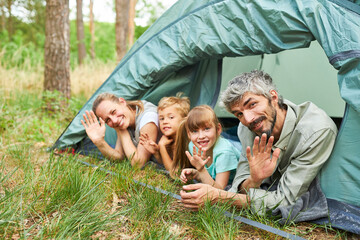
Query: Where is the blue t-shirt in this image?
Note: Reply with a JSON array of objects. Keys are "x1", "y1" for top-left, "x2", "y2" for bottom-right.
[{"x1": 189, "y1": 137, "x2": 240, "y2": 185}]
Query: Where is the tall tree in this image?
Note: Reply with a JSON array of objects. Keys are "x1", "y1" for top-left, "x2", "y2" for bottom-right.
[
  {"x1": 0, "y1": 1, "x2": 5, "y2": 31},
  {"x1": 115, "y1": 0, "x2": 129, "y2": 61},
  {"x1": 127, "y1": 0, "x2": 136, "y2": 48},
  {"x1": 5, "y1": 0, "x2": 13, "y2": 39},
  {"x1": 44, "y1": 0, "x2": 70, "y2": 99},
  {"x1": 76, "y1": 0, "x2": 86, "y2": 64},
  {"x1": 89, "y1": 0, "x2": 95, "y2": 59}
]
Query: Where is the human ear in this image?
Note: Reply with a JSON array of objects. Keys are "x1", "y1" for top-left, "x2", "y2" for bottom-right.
[
  {"x1": 269, "y1": 90, "x2": 278, "y2": 102},
  {"x1": 118, "y1": 97, "x2": 126, "y2": 105},
  {"x1": 217, "y1": 123, "x2": 222, "y2": 136}
]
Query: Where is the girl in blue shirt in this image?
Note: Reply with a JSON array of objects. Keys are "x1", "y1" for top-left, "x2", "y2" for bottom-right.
[{"x1": 173, "y1": 105, "x2": 240, "y2": 189}]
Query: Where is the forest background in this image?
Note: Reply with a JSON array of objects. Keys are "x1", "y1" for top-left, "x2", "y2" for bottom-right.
[{"x1": 0, "y1": 0, "x2": 174, "y2": 99}]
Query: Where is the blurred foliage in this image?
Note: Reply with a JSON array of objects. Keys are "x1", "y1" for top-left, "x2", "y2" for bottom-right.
[
  {"x1": 136, "y1": 0, "x2": 165, "y2": 26},
  {"x1": 0, "y1": 20, "x2": 118, "y2": 69},
  {"x1": 0, "y1": 0, "x2": 167, "y2": 69}
]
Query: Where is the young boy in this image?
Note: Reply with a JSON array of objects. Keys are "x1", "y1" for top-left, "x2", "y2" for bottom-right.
[{"x1": 140, "y1": 93, "x2": 190, "y2": 171}]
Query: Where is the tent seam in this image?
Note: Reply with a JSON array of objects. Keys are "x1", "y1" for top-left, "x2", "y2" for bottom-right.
[
  {"x1": 329, "y1": 50, "x2": 360, "y2": 65},
  {"x1": 326, "y1": 0, "x2": 360, "y2": 16}
]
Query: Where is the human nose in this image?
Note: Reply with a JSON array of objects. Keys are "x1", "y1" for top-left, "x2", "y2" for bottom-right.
[
  {"x1": 198, "y1": 130, "x2": 205, "y2": 138},
  {"x1": 243, "y1": 111, "x2": 255, "y2": 125},
  {"x1": 108, "y1": 116, "x2": 116, "y2": 126}
]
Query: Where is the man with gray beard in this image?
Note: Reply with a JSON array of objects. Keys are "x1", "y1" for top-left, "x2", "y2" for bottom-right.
[{"x1": 180, "y1": 70, "x2": 337, "y2": 220}]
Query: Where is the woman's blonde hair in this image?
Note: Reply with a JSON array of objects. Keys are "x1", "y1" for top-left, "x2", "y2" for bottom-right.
[
  {"x1": 172, "y1": 105, "x2": 221, "y2": 175},
  {"x1": 157, "y1": 92, "x2": 190, "y2": 118},
  {"x1": 92, "y1": 92, "x2": 144, "y2": 116}
]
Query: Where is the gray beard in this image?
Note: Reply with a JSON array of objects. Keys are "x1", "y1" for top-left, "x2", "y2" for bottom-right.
[
  {"x1": 263, "y1": 110, "x2": 276, "y2": 140},
  {"x1": 253, "y1": 108, "x2": 277, "y2": 140}
]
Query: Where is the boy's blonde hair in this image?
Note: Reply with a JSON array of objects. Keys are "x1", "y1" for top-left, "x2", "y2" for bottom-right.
[{"x1": 157, "y1": 93, "x2": 190, "y2": 118}]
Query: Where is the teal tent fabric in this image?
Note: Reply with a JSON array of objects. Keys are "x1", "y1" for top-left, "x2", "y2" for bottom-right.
[
  {"x1": 53, "y1": 0, "x2": 360, "y2": 231},
  {"x1": 319, "y1": 105, "x2": 360, "y2": 207}
]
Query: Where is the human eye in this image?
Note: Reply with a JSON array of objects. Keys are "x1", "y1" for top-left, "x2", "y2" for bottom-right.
[
  {"x1": 236, "y1": 112, "x2": 243, "y2": 118},
  {"x1": 249, "y1": 102, "x2": 257, "y2": 108},
  {"x1": 111, "y1": 109, "x2": 116, "y2": 115},
  {"x1": 159, "y1": 116, "x2": 164, "y2": 121}
]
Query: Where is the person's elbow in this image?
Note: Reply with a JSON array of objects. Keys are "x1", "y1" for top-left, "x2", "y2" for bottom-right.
[
  {"x1": 130, "y1": 151, "x2": 151, "y2": 168},
  {"x1": 107, "y1": 151, "x2": 125, "y2": 162}
]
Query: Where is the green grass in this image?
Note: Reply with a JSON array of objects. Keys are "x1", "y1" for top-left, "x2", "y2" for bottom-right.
[{"x1": 0, "y1": 89, "x2": 356, "y2": 239}]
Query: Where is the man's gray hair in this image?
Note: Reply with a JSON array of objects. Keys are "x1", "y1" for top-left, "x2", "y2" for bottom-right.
[{"x1": 220, "y1": 70, "x2": 284, "y2": 112}]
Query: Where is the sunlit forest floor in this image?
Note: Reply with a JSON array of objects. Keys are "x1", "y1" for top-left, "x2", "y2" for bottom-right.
[
  {"x1": 1, "y1": 59, "x2": 116, "y2": 99},
  {"x1": 0, "y1": 62, "x2": 358, "y2": 239}
]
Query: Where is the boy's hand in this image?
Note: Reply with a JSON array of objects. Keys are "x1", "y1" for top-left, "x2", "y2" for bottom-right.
[
  {"x1": 158, "y1": 135, "x2": 173, "y2": 147},
  {"x1": 139, "y1": 133, "x2": 159, "y2": 154}
]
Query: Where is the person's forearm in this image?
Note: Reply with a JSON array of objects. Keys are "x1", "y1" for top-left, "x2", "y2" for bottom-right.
[
  {"x1": 196, "y1": 168, "x2": 230, "y2": 189},
  {"x1": 153, "y1": 151, "x2": 162, "y2": 163},
  {"x1": 238, "y1": 177, "x2": 262, "y2": 193},
  {"x1": 159, "y1": 145, "x2": 173, "y2": 171},
  {"x1": 216, "y1": 189, "x2": 250, "y2": 208},
  {"x1": 93, "y1": 138, "x2": 124, "y2": 161},
  {"x1": 196, "y1": 169, "x2": 225, "y2": 189},
  {"x1": 118, "y1": 131, "x2": 149, "y2": 167}
]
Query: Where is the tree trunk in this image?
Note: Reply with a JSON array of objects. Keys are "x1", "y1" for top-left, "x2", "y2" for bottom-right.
[
  {"x1": 0, "y1": 3, "x2": 5, "y2": 31},
  {"x1": 76, "y1": 0, "x2": 86, "y2": 65},
  {"x1": 89, "y1": 0, "x2": 95, "y2": 59},
  {"x1": 115, "y1": 0, "x2": 129, "y2": 62},
  {"x1": 44, "y1": 0, "x2": 70, "y2": 100},
  {"x1": 6, "y1": 0, "x2": 13, "y2": 40},
  {"x1": 127, "y1": 0, "x2": 136, "y2": 48}
]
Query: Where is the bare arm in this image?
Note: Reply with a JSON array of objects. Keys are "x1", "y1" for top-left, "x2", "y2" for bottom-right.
[
  {"x1": 184, "y1": 150, "x2": 230, "y2": 189},
  {"x1": 180, "y1": 183, "x2": 249, "y2": 210},
  {"x1": 93, "y1": 132, "x2": 125, "y2": 161},
  {"x1": 119, "y1": 122, "x2": 158, "y2": 168},
  {"x1": 139, "y1": 133, "x2": 161, "y2": 162},
  {"x1": 81, "y1": 110, "x2": 125, "y2": 161},
  {"x1": 158, "y1": 136, "x2": 174, "y2": 171}
]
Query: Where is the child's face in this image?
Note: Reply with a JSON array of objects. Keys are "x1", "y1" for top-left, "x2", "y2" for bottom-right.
[
  {"x1": 187, "y1": 123, "x2": 219, "y2": 152},
  {"x1": 158, "y1": 105, "x2": 184, "y2": 137}
]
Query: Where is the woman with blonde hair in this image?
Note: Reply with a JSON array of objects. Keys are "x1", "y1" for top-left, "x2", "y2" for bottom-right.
[{"x1": 81, "y1": 92, "x2": 159, "y2": 168}]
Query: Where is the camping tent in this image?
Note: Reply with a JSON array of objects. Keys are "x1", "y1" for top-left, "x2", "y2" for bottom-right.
[{"x1": 52, "y1": 0, "x2": 360, "y2": 234}]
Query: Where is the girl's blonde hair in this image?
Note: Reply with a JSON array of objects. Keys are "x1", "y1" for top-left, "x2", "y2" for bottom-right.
[
  {"x1": 157, "y1": 92, "x2": 190, "y2": 118},
  {"x1": 172, "y1": 105, "x2": 221, "y2": 175},
  {"x1": 92, "y1": 92, "x2": 144, "y2": 116}
]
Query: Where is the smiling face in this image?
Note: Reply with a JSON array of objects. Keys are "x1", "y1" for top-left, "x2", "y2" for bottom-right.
[
  {"x1": 158, "y1": 105, "x2": 184, "y2": 138},
  {"x1": 95, "y1": 98, "x2": 134, "y2": 130},
  {"x1": 230, "y1": 91, "x2": 280, "y2": 138},
  {"x1": 187, "y1": 123, "x2": 220, "y2": 152}
]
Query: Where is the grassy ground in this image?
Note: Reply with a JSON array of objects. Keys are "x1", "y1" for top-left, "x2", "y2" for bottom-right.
[{"x1": 0, "y1": 63, "x2": 358, "y2": 239}]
